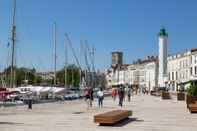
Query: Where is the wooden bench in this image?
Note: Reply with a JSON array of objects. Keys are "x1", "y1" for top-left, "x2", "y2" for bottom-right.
[
  {"x1": 94, "y1": 110, "x2": 132, "y2": 125},
  {"x1": 188, "y1": 102, "x2": 197, "y2": 113}
]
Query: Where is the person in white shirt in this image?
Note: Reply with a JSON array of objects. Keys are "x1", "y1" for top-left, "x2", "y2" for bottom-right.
[{"x1": 97, "y1": 88, "x2": 104, "y2": 108}]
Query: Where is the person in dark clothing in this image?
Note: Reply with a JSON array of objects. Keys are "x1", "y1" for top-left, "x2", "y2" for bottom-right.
[
  {"x1": 84, "y1": 87, "x2": 94, "y2": 107},
  {"x1": 28, "y1": 99, "x2": 32, "y2": 109},
  {"x1": 127, "y1": 87, "x2": 132, "y2": 102},
  {"x1": 89, "y1": 88, "x2": 94, "y2": 107},
  {"x1": 27, "y1": 95, "x2": 33, "y2": 109},
  {"x1": 84, "y1": 87, "x2": 90, "y2": 109},
  {"x1": 118, "y1": 85, "x2": 125, "y2": 107}
]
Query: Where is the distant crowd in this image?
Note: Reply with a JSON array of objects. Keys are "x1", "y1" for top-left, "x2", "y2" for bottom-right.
[{"x1": 84, "y1": 84, "x2": 149, "y2": 109}]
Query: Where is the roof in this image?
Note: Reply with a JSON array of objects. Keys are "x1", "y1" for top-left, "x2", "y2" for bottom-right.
[
  {"x1": 191, "y1": 48, "x2": 197, "y2": 53},
  {"x1": 111, "y1": 51, "x2": 123, "y2": 54},
  {"x1": 133, "y1": 56, "x2": 158, "y2": 65}
]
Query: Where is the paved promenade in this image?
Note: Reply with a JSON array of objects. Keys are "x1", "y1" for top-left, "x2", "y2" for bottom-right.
[{"x1": 0, "y1": 95, "x2": 197, "y2": 131}]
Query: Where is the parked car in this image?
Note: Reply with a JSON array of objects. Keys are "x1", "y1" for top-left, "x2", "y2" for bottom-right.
[{"x1": 64, "y1": 91, "x2": 80, "y2": 100}]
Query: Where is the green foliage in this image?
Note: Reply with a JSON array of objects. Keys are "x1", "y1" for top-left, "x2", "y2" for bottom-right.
[
  {"x1": 3, "y1": 66, "x2": 43, "y2": 86},
  {"x1": 15, "y1": 67, "x2": 37, "y2": 86},
  {"x1": 56, "y1": 64, "x2": 80, "y2": 87},
  {"x1": 2, "y1": 64, "x2": 80, "y2": 87},
  {"x1": 34, "y1": 75, "x2": 42, "y2": 85},
  {"x1": 187, "y1": 84, "x2": 197, "y2": 97}
]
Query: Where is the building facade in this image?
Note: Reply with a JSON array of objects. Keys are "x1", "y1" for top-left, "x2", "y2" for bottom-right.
[
  {"x1": 105, "y1": 28, "x2": 197, "y2": 92},
  {"x1": 168, "y1": 49, "x2": 197, "y2": 91},
  {"x1": 106, "y1": 56, "x2": 158, "y2": 91},
  {"x1": 106, "y1": 49, "x2": 197, "y2": 92}
]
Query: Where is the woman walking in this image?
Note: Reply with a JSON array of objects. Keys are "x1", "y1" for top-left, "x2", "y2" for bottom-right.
[
  {"x1": 97, "y1": 88, "x2": 104, "y2": 108},
  {"x1": 84, "y1": 87, "x2": 91, "y2": 109},
  {"x1": 112, "y1": 87, "x2": 117, "y2": 101}
]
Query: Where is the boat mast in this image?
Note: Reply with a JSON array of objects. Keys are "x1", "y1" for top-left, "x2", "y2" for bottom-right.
[
  {"x1": 10, "y1": 0, "x2": 16, "y2": 88},
  {"x1": 90, "y1": 46, "x2": 96, "y2": 88},
  {"x1": 65, "y1": 33, "x2": 81, "y2": 88},
  {"x1": 53, "y1": 22, "x2": 57, "y2": 86},
  {"x1": 64, "y1": 34, "x2": 68, "y2": 89}
]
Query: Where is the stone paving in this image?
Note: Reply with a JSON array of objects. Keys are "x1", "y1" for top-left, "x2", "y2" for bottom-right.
[{"x1": 0, "y1": 95, "x2": 197, "y2": 131}]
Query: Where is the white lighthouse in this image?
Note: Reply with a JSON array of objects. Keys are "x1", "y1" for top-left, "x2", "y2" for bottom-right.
[{"x1": 158, "y1": 27, "x2": 168, "y2": 88}]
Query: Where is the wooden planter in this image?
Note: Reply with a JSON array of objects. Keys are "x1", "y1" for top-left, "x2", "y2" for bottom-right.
[
  {"x1": 177, "y1": 92, "x2": 185, "y2": 101},
  {"x1": 161, "y1": 91, "x2": 170, "y2": 99},
  {"x1": 150, "y1": 91, "x2": 156, "y2": 96},
  {"x1": 186, "y1": 95, "x2": 197, "y2": 108},
  {"x1": 188, "y1": 102, "x2": 197, "y2": 113}
]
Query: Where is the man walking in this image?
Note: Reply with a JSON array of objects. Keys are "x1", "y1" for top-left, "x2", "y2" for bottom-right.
[
  {"x1": 118, "y1": 85, "x2": 125, "y2": 107},
  {"x1": 127, "y1": 86, "x2": 132, "y2": 102},
  {"x1": 89, "y1": 87, "x2": 94, "y2": 107}
]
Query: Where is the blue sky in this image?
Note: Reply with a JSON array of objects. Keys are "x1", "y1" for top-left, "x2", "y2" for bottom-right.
[{"x1": 0, "y1": 0, "x2": 197, "y2": 71}]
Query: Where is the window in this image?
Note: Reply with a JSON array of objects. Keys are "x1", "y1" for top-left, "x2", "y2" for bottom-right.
[
  {"x1": 176, "y1": 71, "x2": 178, "y2": 80},
  {"x1": 186, "y1": 70, "x2": 188, "y2": 79},
  {"x1": 191, "y1": 67, "x2": 193, "y2": 75},
  {"x1": 179, "y1": 61, "x2": 182, "y2": 69},
  {"x1": 195, "y1": 66, "x2": 197, "y2": 75},
  {"x1": 195, "y1": 56, "x2": 197, "y2": 64},
  {"x1": 186, "y1": 60, "x2": 188, "y2": 67},
  {"x1": 183, "y1": 72, "x2": 185, "y2": 79},
  {"x1": 172, "y1": 72, "x2": 174, "y2": 80},
  {"x1": 180, "y1": 73, "x2": 182, "y2": 79},
  {"x1": 183, "y1": 60, "x2": 185, "y2": 68}
]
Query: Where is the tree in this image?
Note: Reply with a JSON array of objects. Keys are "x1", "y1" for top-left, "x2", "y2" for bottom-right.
[
  {"x1": 187, "y1": 84, "x2": 197, "y2": 97},
  {"x1": 2, "y1": 66, "x2": 42, "y2": 86},
  {"x1": 56, "y1": 64, "x2": 80, "y2": 87}
]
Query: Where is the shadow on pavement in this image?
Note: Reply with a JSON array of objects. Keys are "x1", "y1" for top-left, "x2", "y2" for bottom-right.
[
  {"x1": 99, "y1": 117, "x2": 144, "y2": 127},
  {"x1": 72, "y1": 111, "x2": 85, "y2": 114},
  {"x1": 0, "y1": 122, "x2": 23, "y2": 125}
]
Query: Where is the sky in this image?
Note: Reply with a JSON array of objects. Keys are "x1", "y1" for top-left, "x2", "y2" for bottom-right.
[{"x1": 0, "y1": 0, "x2": 197, "y2": 72}]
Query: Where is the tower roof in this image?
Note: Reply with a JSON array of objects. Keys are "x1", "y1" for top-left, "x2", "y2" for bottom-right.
[{"x1": 158, "y1": 27, "x2": 168, "y2": 37}]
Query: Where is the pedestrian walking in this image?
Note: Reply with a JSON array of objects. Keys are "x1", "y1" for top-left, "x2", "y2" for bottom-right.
[
  {"x1": 118, "y1": 85, "x2": 125, "y2": 107},
  {"x1": 127, "y1": 87, "x2": 132, "y2": 102},
  {"x1": 97, "y1": 88, "x2": 104, "y2": 108},
  {"x1": 89, "y1": 87, "x2": 94, "y2": 107},
  {"x1": 112, "y1": 87, "x2": 117, "y2": 101},
  {"x1": 27, "y1": 95, "x2": 33, "y2": 110},
  {"x1": 124, "y1": 85, "x2": 127, "y2": 101},
  {"x1": 84, "y1": 87, "x2": 91, "y2": 109}
]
